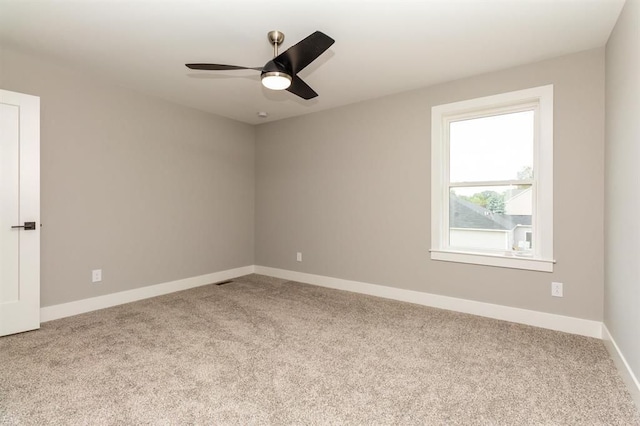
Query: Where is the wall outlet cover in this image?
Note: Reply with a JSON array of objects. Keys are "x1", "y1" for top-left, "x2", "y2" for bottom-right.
[{"x1": 551, "y1": 281, "x2": 563, "y2": 297}]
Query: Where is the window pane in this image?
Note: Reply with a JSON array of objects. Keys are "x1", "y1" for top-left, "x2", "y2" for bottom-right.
[
  {"x1": 449, "y1": 110, "x2": 534, "y2": 183},
  {"x1": 449, "y1": 185, "x2": 532, "y2": 253}
]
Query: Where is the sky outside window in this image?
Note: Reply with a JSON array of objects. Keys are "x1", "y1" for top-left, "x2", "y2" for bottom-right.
[{"x1": 449, "y1": 110, "x2": 534, "y2": 188}]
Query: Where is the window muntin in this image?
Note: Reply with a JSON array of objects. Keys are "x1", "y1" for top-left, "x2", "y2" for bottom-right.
[{"x1": 431, "y1": 85, "x2": 554, "y2": 272}]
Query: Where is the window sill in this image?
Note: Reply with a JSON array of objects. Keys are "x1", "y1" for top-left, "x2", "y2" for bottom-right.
[{"x1": 430, "y1": 249, "x2": 555, "y2": 272}]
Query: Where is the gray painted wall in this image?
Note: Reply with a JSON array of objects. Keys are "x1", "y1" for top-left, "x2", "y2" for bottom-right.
[
  {"x1": 256, "y1": 48, "x2": 605, "y2": 321},
  {"x1": 0, "y1": 42, "x2": 611, "y2": 326},
  {"x1": 0, "y1": 47, "x2": 256, "y2": 307},
  {"x1": 605, "y1": 0, "x2": 640, "y2": 386}
]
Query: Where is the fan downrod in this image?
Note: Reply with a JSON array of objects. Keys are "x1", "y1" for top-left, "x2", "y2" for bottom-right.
[{"x1": 267, "y1": 31, "x2": 285, "y2": 56}]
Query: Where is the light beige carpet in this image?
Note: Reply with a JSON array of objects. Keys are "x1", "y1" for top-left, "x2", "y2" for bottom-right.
[{"x1": 1, "y1": 274, "x2": 638, "y2": 425}]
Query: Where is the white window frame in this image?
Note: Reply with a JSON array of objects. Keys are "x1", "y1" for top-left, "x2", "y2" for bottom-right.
[{"x1": 430, "y1": 85, "x2": 554, "y2": 272}]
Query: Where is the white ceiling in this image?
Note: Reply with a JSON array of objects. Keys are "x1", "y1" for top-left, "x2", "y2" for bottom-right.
[{"x1": 0, "y1": 0, "x2": 625, "y2": 125}]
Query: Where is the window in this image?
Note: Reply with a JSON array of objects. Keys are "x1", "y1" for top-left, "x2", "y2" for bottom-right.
[{"x1": 431, "y1": 85, "x2": 554, "y2": 272}]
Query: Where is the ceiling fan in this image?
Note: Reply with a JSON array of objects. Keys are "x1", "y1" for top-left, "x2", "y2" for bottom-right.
[{"x1": 186, "y1": 31, "x2": 335, "y2": 100}]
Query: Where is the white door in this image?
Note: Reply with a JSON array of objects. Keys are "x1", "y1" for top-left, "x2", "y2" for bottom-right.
[{"x1": 0, "y1": 89, "x2": 40, "y2": 336}]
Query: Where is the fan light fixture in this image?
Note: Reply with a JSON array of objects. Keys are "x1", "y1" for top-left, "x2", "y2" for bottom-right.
[
  {"x1": 186, "y1": 30, "x2": 334, "y2": 99},
  {"x1": 261, "y1": 71, "x2": 292, "y2": 90}
]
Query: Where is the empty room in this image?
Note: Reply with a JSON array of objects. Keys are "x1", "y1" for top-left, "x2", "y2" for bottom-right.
[{"x1": 1, "y1": 0, "x2": 639, "y2": 423}]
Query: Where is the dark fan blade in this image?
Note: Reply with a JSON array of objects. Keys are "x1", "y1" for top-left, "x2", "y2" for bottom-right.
[
  {"x1": 286, "y1": 75, "x2": 318, "y2": 100},
  {"x1": 186, "y1": 64, "x2": 262, "y2": 71},
  {"x1": 275, "y1": 31, "x2": 335, "y2": 74}
]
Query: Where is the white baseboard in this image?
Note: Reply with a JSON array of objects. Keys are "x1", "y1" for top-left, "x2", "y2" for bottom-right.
[
  {"x1": 254, "y1": 266, "x2": 603, "y2": 338},
  {"x1": 40, "y1": 265, "x2": 255, "y2": 322},
  {"x1": 42, "y1": 265, "x2": 603, "y2": 339},
  {"x1": 602, "y1": 324, "x2": 640, "y2": 408}
]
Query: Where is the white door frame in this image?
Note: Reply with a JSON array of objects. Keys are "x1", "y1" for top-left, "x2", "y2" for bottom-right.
[{"x1": 0, "y1": 89, "x2": 40, "y2": 336}]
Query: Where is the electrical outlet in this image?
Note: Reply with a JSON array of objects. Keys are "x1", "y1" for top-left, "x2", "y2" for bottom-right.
[
  {"x1": 296, "y1": 252, "x2": 302, "y2": 262},
  {"x1": 551, "y1": 282, "x2": 563, "y2": 297},
  {"x1": 92, "y1": 269, "x2": 102, "y2": 283}
]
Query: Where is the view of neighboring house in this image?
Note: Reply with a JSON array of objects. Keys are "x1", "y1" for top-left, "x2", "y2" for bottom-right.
[{"x1": 449, "y1": 188, "x2": 532, "y2": 253}]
